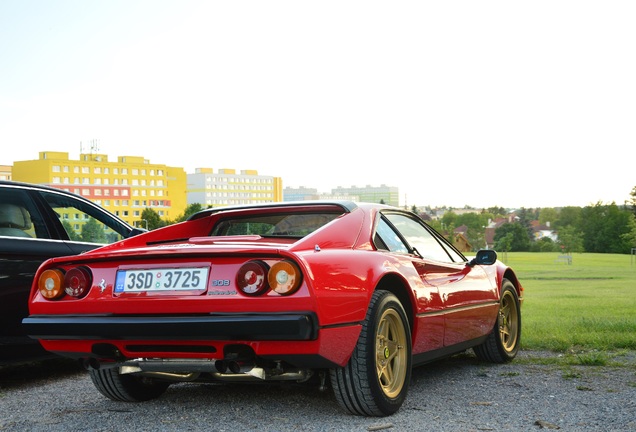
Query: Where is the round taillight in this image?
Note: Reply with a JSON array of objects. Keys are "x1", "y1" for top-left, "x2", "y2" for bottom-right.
[
  {"x1": 64, "y1": 267, "x2": 93, "y2": 298},
  {"x1": 237, "y1": 261, "x2": 270, "y2": 296},
  {"x1": 268, "y1": 260, "x2": 302, "y2": 295},
  {"x1": 38, "y1": 269, "x2": 65, "y2": 299}
]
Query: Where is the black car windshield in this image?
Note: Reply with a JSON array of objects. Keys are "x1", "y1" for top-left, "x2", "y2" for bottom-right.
[{"x1": 211, "y1": 212, "x2": 340, "y2": 237}]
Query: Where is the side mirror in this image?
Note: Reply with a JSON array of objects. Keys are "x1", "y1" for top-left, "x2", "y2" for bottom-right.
[{"x1": 467, "y1": 249, "x2": 498, "y2": 267}]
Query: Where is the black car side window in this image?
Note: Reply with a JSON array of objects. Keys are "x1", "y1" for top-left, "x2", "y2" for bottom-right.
[
  {"x1": 40, "y1": 191, "x2": 126, "y2": 244},
  {"x1": 0, "y1": 188, "x2": 48, "y2": 239}
]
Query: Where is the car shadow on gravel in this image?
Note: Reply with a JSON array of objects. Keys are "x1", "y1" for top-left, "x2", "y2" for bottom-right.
[{"x1": 0, "y1": 357, "x2": 85, "y2": 390}]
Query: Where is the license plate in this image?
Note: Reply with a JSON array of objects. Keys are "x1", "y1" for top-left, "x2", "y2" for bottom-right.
[{"x1": 114, "y1": 267, "x2": 209, "y2": 293}]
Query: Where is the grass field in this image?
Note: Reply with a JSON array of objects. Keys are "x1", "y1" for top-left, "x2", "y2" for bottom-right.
[{"x1": 500, "y1": 252, "x2": 636, "y2": 357}]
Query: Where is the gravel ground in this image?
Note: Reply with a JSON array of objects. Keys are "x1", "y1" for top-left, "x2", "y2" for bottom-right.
[{"x1": 1, "y1": 350, "x2": 635, "y2": 432}]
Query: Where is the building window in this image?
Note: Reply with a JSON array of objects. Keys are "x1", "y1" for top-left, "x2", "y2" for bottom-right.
[{"x1": 52, "y1": 165, "x2": 61, "y2": 172}]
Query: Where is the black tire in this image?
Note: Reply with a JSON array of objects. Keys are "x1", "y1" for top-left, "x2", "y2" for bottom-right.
[
  {"x1": 330, "y1": 290, "x2": 412, "y2": 416},
  {"x1": 474, "y1": 279, "x2": 521, "y2": 363},
  {"x1": 89, "y1": 367, "x2": 170, "y2": 402}
]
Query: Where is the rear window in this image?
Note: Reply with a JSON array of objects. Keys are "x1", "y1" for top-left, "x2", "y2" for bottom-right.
[{"x1": 211, "y1": 212, "x2": 340, "y2": 237}]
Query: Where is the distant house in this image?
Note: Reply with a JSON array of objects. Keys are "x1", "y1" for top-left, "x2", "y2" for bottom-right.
[
  {"x1": 452, "y1": 226, "x2": 472, "y2": 252},
  {"x1": 484, "y1": 218, "x2": 509, "y2": 249},
  {"x1": 531, "y1": 220, "x2": 558, "y2": 242}
]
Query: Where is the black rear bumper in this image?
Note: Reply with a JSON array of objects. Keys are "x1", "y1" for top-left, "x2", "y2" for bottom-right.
[{"x1": 23, "y1": 312, "x2": 318, "y2": 341}]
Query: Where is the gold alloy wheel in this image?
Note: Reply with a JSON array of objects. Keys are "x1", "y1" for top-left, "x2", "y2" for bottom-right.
[
  {"x1": 498, "y1": 289, "x2": 519, "y2": 353},
  {"x1": 375, "y1": 308, "x2": 408, "y2": 398}
]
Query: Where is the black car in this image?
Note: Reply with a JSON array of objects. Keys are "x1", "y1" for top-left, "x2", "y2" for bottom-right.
[{"x1": 0, "y1": 180, "x2": 144, "y2": 363}]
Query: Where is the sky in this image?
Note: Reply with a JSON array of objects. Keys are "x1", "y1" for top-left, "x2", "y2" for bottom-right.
[{"x1": 1, "y1": 1, "x2": 635, "y2": 209}]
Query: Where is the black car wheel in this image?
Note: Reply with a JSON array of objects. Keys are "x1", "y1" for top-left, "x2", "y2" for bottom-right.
[
  {"x1": 331, "y1": 290, "x2": 412, "y2": 416},
  {"x1": 89, "y1": 367, "x2": 170, "y2": 402},
  {"x1": 474, "y1": 279, "x2": 521, "y2": 363}
]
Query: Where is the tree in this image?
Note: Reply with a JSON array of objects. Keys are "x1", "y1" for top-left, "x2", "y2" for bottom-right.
[
  {"x1": 493, "y1": 222, "x2": 531, "y2": 251},
  {"x1": 485, "y1": 206, "x2": 506, "y2": 217},
  {"x1": 62, "y1": 220, "x2": 81, "y2": 241},
  {"x1": 538, "y1": 208, "x2": 559, "y2": 226},
  {"x1": 533, "y1": 237, "x2": 559, "y2": 252},
  {"x1": 556, "y1": 225, "x2": 584, "y2": 253},
  {"x1": 140, "y1": 208, "x2": 166, "y2": 230},
  {"x1": 580, "y1": 202, "x2": 634, "y2": 253},
  {"x1": 180, "y1": 203, "x2": 205, "y2": 222},
  {"x1": 80, "y1": 218, "x2": 107, "y2": 243},
  {"x1": 553, "y1": 206, "x2": 582, "y2": 230},
  {"x1": 621, "y1": 214, "x2": 636, "y2": 250}
]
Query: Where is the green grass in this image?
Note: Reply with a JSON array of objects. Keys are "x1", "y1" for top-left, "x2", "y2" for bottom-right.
[{"x1": 501, "y1": 252, "x2": 636, "y2": 353}]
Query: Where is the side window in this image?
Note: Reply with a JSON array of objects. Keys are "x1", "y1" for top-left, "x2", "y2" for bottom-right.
[
  {"x1": 375, "y1": 217, "x2": 409, "y2": 253},
  {"x1": 381, "y1": 213, "x2": 460, "y2": 263},
  {"x1": 40, "y1": 191, "x2": 126, "y2": 244},
  {"x1": 0, "y1": 188, "x2": 48, "y2": 239}
]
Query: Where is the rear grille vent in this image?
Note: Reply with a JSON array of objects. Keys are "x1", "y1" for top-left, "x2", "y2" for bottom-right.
[{"x1": 125, "y1": 344, "x2": 217, "y2": 353}]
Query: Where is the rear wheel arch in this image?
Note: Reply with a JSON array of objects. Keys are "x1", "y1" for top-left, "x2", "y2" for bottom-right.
[{"x1": 374, "y1": 273, "x2": 414, "y2": 332}]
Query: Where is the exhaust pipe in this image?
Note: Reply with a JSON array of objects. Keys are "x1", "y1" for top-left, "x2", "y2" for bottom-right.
[
  {"x1": 215, "y1": 360, "x2": 229, "y2": 373},
  {"x1": 215, "y1": 359, "x2": 255, "y2": 374},
  {"x1": 228, "y1": 360, "x2": 254, "y2": 374}
]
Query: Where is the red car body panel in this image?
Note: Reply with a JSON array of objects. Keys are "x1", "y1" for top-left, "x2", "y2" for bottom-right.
[{"x1": 24, "y1": 202, "x2": 523, "y2": 370}]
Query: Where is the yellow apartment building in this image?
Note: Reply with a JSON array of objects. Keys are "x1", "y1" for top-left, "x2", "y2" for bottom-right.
[{"x1": 12, "y1": 151, "x2": 187, "y2": 227}]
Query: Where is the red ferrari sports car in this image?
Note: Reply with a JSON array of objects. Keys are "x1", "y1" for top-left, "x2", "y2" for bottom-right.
[{"x1": 23, "y1": 201, "x2": 523, "y2": 416}]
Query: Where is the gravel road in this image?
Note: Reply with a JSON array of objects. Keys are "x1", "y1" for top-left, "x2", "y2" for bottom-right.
[{"x1": 1, "y1": 350, "x2": 635, "y2": 432}]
